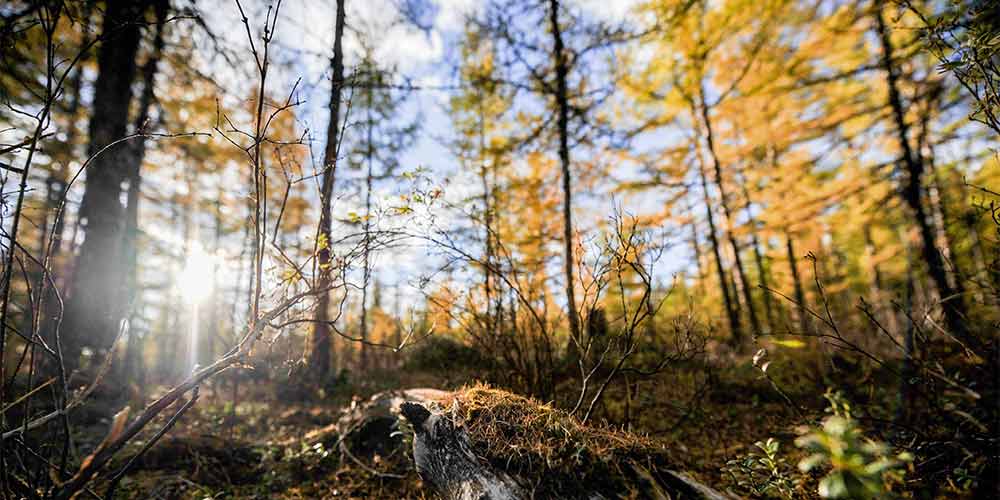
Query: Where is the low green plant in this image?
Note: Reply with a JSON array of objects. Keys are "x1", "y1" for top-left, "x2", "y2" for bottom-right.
[
  {"x1": 722, "y1": 437, "x2": 797, "y2": 498},
  {"x1": 796, "y1": 390, "x2": 912, "y2": 499}
]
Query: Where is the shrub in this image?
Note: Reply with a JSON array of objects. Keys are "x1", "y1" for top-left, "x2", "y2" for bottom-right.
[
  {"x1": 404, "y1": 335, "x2": 489, "y2": 372},
  {"x1": 796, "y1": 390, "x2": 912, "y2": 499},
  {"x1": 722, "y1": 437, "x2": 798, "y2": 498}
]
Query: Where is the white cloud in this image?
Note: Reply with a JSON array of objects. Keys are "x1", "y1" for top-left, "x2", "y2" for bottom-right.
[
  {"x1": 433, "y1": 0, "x2": 480, "y2": 31},
  {"x1": 573, "y1": 0, "x2": 640, "y2": 22}
]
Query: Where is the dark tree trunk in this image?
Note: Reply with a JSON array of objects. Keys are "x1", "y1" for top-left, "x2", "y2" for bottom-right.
[
  {"x1": 47, "y1": 0, "x2": 92, "y2": 262},
  {"x1": 121, "y1": 0, "x2": 167, "y2": 390},
  {"x1": 874, "y1": 6, "x2": 983, "y2": 357},
  {"x1": 698, "y1": 87, "x2": 760, "y2": 339},
  {"x1": 741, "y1": 181, "x2": 776, "y2": 332},
  {"x1": 478, "y1": 96, "x2": 498, "y2": 347},
  {"x1": 64, "y1": 0, "x2": 148, "y2": 368},
  {"x1": 360, "y1": 83, "x2": 374, "y2": 372},
  {"x1": 696, "y1": 146, "x2": 742, "y2": 341},
  {"x1": 309, "y1": 0, "x2": 346, "y2": 380},
  {"x1": 548, "y1": 0, "x2": 581, "y2": 348},
  {"x1": 689, "y1": 202, "x2": 705, "y2": 294},
  {"x1": 786, "y1": 234, "x2": 809, "y2": 334},
  {"x1": 916, "y1": 87, "x2": 965, "y2": 293},
  {"x1": 864, "y1": 224, "x2": 900, "y2": 335},
  {"x1": 897, "y1": 224, "x2": 918, "y2": 425}
]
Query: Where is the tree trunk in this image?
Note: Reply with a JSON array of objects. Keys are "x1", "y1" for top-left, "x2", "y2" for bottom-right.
[
  {"x1": 874, "y1": 6, "x2": 982, "y2": 357},
  {"x1": 695, "y1": 140, "x2": 742, "y2": 341},
  {"x1": 547, "y1": 0, "x2": 581, "y2": 348},
  {"x1": 896, "y1": 224, "x2": 918, "y2": 425},
  {"x1": 478, "y1": 94, "x2": 498, "y2": 348},
  {"x1": 864, "y1": 224, "x2": 900, "y2": 335},
  {"x1": 698, "y1": 87, "x2": 760, "y2": 338},
  {"x1": 786, "y1": 234, "x2": 809, "y2": 334},
  {"x1": 64, "y1": 0, "x2": 148, "y2": 368},
  {"x1": 916, "y1": 89, "x2": 965, "y2": 294},
  {"x1": 309, "y1": 0, "x2": 346, "y2": 380},
  {"x1": 689, "y1": 201, "x2": 705, "y2": 295},
  {"x1": 121, "y1": 0, "x2": 167, "y2": 391},
  {"x1": 360, "y1": 82, "x2": 374, "y2": 372},
  {"x1": 47, "y1": 1, "x2": 93, "y2": 260},
  {"x1": 741, "y1": 180, "x2": 776, "y2": 332}
]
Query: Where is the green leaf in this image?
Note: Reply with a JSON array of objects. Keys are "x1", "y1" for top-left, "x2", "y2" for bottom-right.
[{"x1": 819, "y1": 472, "x2": 848, "y2": 498}]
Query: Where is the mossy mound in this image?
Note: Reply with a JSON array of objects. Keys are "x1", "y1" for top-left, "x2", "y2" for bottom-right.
[{"x1": 439, "y1": 383, "x2": 677, "y2": 498}]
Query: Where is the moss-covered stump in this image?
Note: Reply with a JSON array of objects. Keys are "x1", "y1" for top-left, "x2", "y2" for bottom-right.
[{"x1": 393, "y1": 384, "x2": 733, "y2": 500}]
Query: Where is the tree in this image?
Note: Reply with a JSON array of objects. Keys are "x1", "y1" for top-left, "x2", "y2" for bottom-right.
[
  {"x1": 547, "y1": 0, "x2": 581, "y2": 347},
  {"x1": 448, "y1": 25, "x2": 515, "y2": 353},
  {"x1": 64, "y1": 0, "x2": 152, "y2": 368},
  {"x1": 121, "y1": 0, "x2": 169, "y2": 386},
  {"x1": 469, "y1": 0, "x2": 627, "y2": 353},
  {"x1": 874, "y1": 2, "x2": 983, "y2": 358},
  {"x1": 344, "y1": 52, "x2": 418, "y2": 371},
  {"x1": 309, "y1": 0, "x2": 346, "y2": 381}
]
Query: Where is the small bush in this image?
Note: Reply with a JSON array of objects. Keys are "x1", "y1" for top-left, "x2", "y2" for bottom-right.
[
  {"x1": 722, "y1": 437, "x2": 797, "y2": 498},
  {"x1": 796, "y1": 390, "x2": 912, "y2": 499},
  {"x1": 404, "y1": 335, "x2": 489, "y2": 372}
]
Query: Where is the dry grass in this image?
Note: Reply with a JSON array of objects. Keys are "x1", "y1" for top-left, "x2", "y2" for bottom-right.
[{"x1": 440, "y1": 383, "x2": 675, "y2": 497}]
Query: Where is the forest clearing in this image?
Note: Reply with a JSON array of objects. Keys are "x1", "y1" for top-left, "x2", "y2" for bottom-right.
[{"x1": 0, "y1": 0, "x2": 997, "y2": 498}]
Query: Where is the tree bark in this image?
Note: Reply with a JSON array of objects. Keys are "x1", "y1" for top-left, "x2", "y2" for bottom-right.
[
  {"x1": 402, "y1": 402, "x2": 525, "y2": 500},
  {"x1": 689, "y1": 201, "x2": 705, "y2": 295},
  {"x1": 48, "y1": 0, "x2": 93, "y2": 261},
  {"x1": 309, "y1": 0, "x2": 346, "y2": 380},
  {"x1": 64, "y1": 0, "x2": 149, "y2": 368},
  {"x1": 916, "y1": 87, "x2": 965, "y2": 293},
  {"x1": 547, "y1": 0, "x2": 581, "y2": 348}
]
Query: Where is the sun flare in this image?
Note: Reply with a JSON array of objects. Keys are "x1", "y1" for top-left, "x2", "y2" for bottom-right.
[{"x1": 177, "y1": 243, "x2": 215, "y2": 304}]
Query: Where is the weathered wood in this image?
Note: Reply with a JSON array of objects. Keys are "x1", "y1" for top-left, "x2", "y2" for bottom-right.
[{"x1": 401, "y1": 401, "x2": 525, "y2": 500}]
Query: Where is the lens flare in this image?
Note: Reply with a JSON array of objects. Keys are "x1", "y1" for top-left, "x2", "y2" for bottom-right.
[{"x1": 178, "y1": 244, "x2": 215, "y2": 304}]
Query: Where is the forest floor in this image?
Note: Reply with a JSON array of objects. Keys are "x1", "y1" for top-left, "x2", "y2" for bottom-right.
[{"x1": 79, "y1": 355, "x2": 871, "y2": 499}]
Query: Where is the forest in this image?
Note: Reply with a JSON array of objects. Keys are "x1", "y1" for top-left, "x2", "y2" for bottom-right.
[{"x1": 0, "y1": 0, "x2": 997, "y2": 498}]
